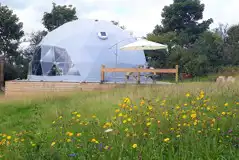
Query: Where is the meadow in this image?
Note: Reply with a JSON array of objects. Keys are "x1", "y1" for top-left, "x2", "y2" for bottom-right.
[{"x1": 0, "y1": 82, "x2": 238, "y2": 160}]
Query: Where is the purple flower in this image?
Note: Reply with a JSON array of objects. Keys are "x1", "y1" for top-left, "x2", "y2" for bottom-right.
[
  {"x1": 228, "y1": 129, "x2": 233, "y2": 133},
  {"x1": 69, "y1": 153, "x2": 76, "y2": 157},
  {"x1": 98, "y1": 143, "x2": 103, "y2": 151}
]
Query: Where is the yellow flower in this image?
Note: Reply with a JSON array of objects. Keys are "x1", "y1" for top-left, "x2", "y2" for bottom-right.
[
  {"x1": 193, "y1": 121, "x2": 197, "y2": 126},
  {"x1": 115, "y1": 109, "x2": 120, "y2": 113},
  {"x1": 92, "y1": 115, "x2": 96, "y2": 118},
  {"x1": 6, "y1": 136, "x2": 11, "y2": 140},
  {"x1": 140, "y1": 100, "x2": 145, "y2": 106},
  {"x1": 224, "y1": 103, "x2": 228, "y2": 107},
  {"x1": 66, "y1": 139, "x2": 71, "y2": 142},
  {"x1": 51, "y1": 142, "x2": 56, "y2": 146},
  {"x1": 133, "y1": 106, "x2": 138, "y2": 110},
  {"x1": 176, "y1": 135, "x2": 181, "y2": 138},
  {"x1": 198, "y1": 130, "x2": 202, "y2": 133},
  {"x1": 76, "y1": 114, "x2": 81, "y2": 118},
  {"x1": 105, "y1": 122, "x2": 112, "y2": 127},
  {"x1": 59, "y1": 116, "x2": 63, "y2": 119},
  {"x1": 124, "y1": 128, "x2": 129, "y2": 132},
  {"x1": 176, "y1": 105, "x2": 180, "y2": 110},
  {"x1": 123, "y1": 120, "x2": 127, "y2": 124},
  {"x1": 124, "y1": 97, "x2": 130, "y2": 103},
  {"x1": 118, "y1": 113, "x2": 123, "y2": 117},
  {"x1": 91, "y1": 138, "x2": 99, "y2": 143},
  {"x1": 76, "y1": 133, "x2": 81, "y2": 137},
  {"x1": 182, "y1": 115, "x2": 187, "y2": 119},
  {"x1": 72, "y1": 111, "x2": 77, "y2": 115},
  {"x1": 148, "y1": 106, "x2": 153, "y2": 111},
  {"x1": 132, "y1": 144, "x2": 137, "y2": 148},
  {"x1": 184, "y1": 103, "x2": 188, "y2": 106},
  {"x1": 163, "y1": 138, "x2": 170, "y2": 142},
  {"x1": 186, "y1": 93, "x2": 190, "y2": 97},
  {"x1": 221, "y1": 112, "x2": 226, "y2": 115},
  {"x1": 104, "y1": 145, "x2": 109, "y2": 150},
  {"x1": 52, "y1": 121, "x2": 56, "y2": 124},
  {"x1": 14, "y1": 138, "x2": 19, "y2": 142},
  {"x1": 178, "y1": 124, "x2": 181, "y2": 127},
  {"x1": 212, "y1": 118, "x2": 216, "y2": 123},
  {"x1": 66, "y1": 132, "x2": 74, "y2": 137},
  {"x1": 146, "y1": 122, "x2": 151, "y2": 127},
  {"x1": 217, "y1": 128, "x2": 221, "y2": 131},
  {"x1": 127, "y1": 118, "x2": 132, "y2": 122},
  {"x1": 191, "y1": 113, "x2": 197, "y2": 119}
]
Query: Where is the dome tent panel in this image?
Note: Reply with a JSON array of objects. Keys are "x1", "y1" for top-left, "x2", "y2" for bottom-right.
[
  {"x1": 41, "y1": 62, "x2": 54, "y2": 76},
  {"x1": 28, "y1": 19, "x2": 148, "y2": 82},
  {"x1": 41, "y1": 47, "x2": 55, "y2": 62}
]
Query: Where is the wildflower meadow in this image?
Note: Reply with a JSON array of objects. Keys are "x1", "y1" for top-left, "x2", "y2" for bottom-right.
[{"x1": 0, "y1": 84, "x2": 239, "y2": 159}]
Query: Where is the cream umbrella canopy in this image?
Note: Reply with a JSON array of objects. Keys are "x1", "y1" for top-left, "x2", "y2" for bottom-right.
[{"x1": 120, "y1": 39, "x2": 168, "y2": 51}]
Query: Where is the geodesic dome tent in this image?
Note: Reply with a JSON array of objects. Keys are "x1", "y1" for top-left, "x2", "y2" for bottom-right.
[{"x1": 27, "y1": 19, "x2": 148, "y2": 83}]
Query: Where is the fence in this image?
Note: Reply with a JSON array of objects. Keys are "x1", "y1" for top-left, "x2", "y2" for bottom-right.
[{"x1": 101, "y1": 65, "x2": 179, "y2": 84}]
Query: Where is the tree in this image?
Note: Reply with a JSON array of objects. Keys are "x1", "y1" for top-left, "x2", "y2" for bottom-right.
[
  {"x1": 154, "y1": 0, "x2": 213, "y2": 46},
  {"x1": 0, "y1": 4, "x2": 25, "y2": 81},
  {"x1": 223, "y1": 24, "x2": 239, "y2": 65},
  {"x1": 24, "y1": 30, "x2": 48, "y2": 61},
  {"x1": 42, "y1": 3, "x2": 78, "y2": 32},
  {"x1": 213, "y1": 23, "x2": 228, "y2": 41},
  {"x1": 0, "y1": 4, "x2": 24, "y2": 64}
]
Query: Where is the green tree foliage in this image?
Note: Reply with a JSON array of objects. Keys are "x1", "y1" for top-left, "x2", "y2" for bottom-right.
[
  {"x1": 0, "y1": 4, "x2": 25, "y2": 80},
  {"x1": 156, "y1": 0, "x2": 213, "y2": 46},
  {"x1": 146, "y1": 0, "x2": 225, "y2": 77},
  {"x1": 0, "y1": 4, "x2": 24, "y2": 63},
  {"x1": 24, "y1": 30, "x2": 48, "y2": 61},
  {"x1": 42, "y1": 3, "x2": 78, "y2": 32},
  {"x1": 223, "y1": 24, "x2": 239, "y2": 65}
]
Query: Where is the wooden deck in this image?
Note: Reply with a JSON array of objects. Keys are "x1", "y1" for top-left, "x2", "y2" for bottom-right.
[{"x1": 4, "y1": 81, "x2": 122, "y2": 97}]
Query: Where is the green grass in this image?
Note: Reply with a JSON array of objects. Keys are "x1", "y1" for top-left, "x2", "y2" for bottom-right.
[{"x1": 0, "y1": 82, "x2": 239, "y2": 159}]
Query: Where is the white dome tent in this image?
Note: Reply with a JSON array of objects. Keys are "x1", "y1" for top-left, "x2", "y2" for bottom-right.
[{"x1": 27, "y1": 19, "x2": 148, "y2": 83}]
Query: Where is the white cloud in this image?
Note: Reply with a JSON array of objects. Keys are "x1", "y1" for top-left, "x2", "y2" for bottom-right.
[{"x1": 1, "y1": 0, "x2": 239, "y2": 37}]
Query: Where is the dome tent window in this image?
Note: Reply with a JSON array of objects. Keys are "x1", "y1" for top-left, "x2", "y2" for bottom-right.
[
  {"x1": 29, "y1": 45, "x2": 72, "y2": 77},
  {"x1": 98, "y1": 32, "x2": 108, "y2": 40}
]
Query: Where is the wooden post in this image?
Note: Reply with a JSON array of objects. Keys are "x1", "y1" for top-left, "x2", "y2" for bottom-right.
[
  {"x1": 0, "y1": 56, "x2": 4, "y2": 88},
  {"x1": 137, "y1": 66, "x2": 141, "y2": 84},
  {"x1": 175, "y1": 65, "x2": 179, "y2": 83},
  {"x1": 101, "y1": 65, "x2": 105, "y2": 84}
]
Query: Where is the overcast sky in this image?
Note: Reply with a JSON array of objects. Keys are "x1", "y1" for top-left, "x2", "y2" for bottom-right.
[{"x1": 1, "y1": 0, "x2": 239, "y2": 37}]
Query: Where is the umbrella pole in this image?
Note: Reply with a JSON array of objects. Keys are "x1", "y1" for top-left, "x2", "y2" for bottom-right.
[{"x1": 114, "y1": 44, "x2": 118, "y2": 83}]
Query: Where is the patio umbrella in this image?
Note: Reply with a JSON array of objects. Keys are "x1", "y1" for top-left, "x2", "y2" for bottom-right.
[{"x1": 120, "y1": 39, "x2": 168, "y2": 51}]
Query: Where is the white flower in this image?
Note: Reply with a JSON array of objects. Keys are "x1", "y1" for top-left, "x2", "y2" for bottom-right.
[{"x1": 104, "y1": 129, "x2": 113, "y2": 133}]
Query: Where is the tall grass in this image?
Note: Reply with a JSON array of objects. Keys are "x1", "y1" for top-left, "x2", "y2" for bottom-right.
[{"x1": 0, "y1": 82, "x2": 239, "y2": 159}]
